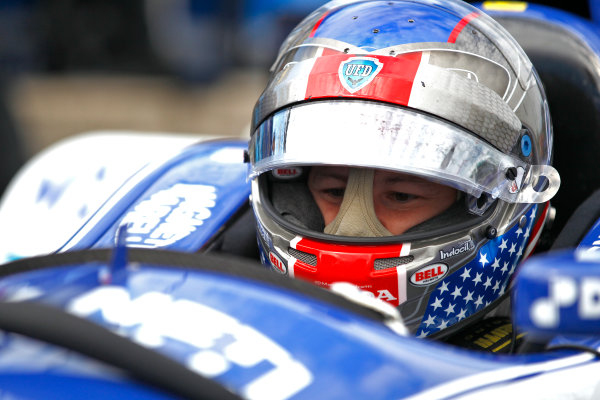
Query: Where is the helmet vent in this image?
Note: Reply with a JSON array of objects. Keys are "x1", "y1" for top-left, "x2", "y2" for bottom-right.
[
  {"x1": 288, "y1": 247, "x2": 317, "y2": 266},
  {"x1": 374, "y1": 256, "x2": 414, "y2": 271}
]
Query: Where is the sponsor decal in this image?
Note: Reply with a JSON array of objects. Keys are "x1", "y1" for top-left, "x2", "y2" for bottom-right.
[
  {"x1": 440, "y1": 240, "x2": 474, "y2": 260},
  {"x1": 357, "y1": 287, "x2": 398, "y2": 302},
  {"x1": 272, "y1": 168, "x2": 303, "y2": 179},
  {"x1": 121, "y1": 183, "x2": 216, "y2": 248},
  {"x1": 269, "y1": 251, "x2": 287, "y2": 274},
  {"x1": 472, "y1": 322, "x2": 513, "y2": 351},
  {"x1": 256, "y1": 220, "x2": 273, "y2": 248},
  {"x1": 530, "y1": 276, "x2": 600, "y2": 328},
  {"x1": 319, "y1": 282, "x2": 398, "y2": 302},
  {"x1": 69, "y1": 287, "x2": 313, "y2": 399},
  {"x1": 410, "y1": 263, "x2": 448, "y2": 286},
  {"x1": 373, "y1": 289, "x2": 397, "y2": 301},
  {"x1": 455, "y1": 319, "x2": 518, "y2": 353},
  {"x1": 338, "y1": 57, "x2": 383, "y2": 93}
]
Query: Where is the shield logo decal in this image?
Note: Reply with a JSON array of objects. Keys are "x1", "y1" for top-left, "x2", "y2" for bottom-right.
[{"x1": 338, "y1": 57, "x2": 384, "y2": 93}]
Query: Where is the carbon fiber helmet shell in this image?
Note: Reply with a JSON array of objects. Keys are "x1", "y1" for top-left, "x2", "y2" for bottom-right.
[{"x1": 248, "y1": 0, "x2": 559, "y2": 337}]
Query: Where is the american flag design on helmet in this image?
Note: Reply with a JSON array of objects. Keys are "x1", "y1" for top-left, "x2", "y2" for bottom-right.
[{"x1": 415, "y1": 204, "x2": 546, "y2": 337}]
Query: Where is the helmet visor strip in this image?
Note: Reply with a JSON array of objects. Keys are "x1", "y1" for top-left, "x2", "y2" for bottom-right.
[{"x1": 248, "y1": 101, "x2": 560, "y2": 210}]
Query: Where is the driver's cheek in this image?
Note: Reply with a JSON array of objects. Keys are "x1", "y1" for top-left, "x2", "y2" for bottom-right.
[
  {"x1": 374, "y1": 205, "x2": 421, "y2": 236},
  {"x1": 315, "y1": 197, "x2": 341, "y2": 226},
  {"x1": 374, "y1": 194, "x2": 456, "y2": 235}
]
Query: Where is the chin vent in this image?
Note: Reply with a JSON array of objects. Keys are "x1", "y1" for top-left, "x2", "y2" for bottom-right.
[
  {"x1": 374, "y1": 256, "x2": 414, "y2": 271},
  {"x1": 288, "y1": 247, "x2": 317, "y2": 266}
]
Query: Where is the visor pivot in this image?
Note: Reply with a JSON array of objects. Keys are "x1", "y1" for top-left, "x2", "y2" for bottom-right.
[
  {"x1": 519, "y1": 215, "x2": 527, "y2": 228},
  {"x1": 505, "y1": 167, "x2": 518, "y2": 180},
  {"x1": 476, "y1": 193, "x2": 489, "y2": 209},
  {"x1": 485, "y1": 226, "x2": 497, "y2": 239}
]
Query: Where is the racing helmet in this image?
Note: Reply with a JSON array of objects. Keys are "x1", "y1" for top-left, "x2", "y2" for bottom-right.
[{"x1": 247, "y1": 0, "x2": 560, "y2": 337}]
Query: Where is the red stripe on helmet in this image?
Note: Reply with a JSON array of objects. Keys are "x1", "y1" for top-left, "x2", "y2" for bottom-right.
[
  {"x1": 290, "y1": 236, "x2": 409, "y2": 306},
  {"x1": 522, "y1": 202, "x2": 550, "y2": 260},
  {"x1": 305, "y1": 52, "x2": 422, "y2": 106},
  {"x1": 448, "y1": 11, "x2": 479, "y2": 43},
  {"x1": 511, "y1": 202, "x2": 550, "y2": 286},
  {"x1": 309, "y1": 11, "x2": 330, "y2": 37}
]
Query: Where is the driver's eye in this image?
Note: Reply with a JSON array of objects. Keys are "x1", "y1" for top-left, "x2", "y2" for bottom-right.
[
  {"x1": 392, "y1": 192, "x2": 418, "y2": 202},
  {"x1": 324, "y1": 188, "x2": 345, "y2": 198}
]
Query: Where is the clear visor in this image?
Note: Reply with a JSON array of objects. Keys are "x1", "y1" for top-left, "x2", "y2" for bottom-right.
[{"x1": 249, "y1": 101, "x2": 560, "y2": 209}]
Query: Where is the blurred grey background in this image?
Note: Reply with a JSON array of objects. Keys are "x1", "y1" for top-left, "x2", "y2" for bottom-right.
[
  {"x1": 0, "y1": 0, "x2": 591, "y2": 197},
  {"x1": 0, "y1": 0, "x2": 329, "y2": 197}
]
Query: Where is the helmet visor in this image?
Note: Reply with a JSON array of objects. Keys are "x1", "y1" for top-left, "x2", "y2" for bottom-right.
[{"x1": 248, "y1": 100, "x2": 559, "y2": 206}]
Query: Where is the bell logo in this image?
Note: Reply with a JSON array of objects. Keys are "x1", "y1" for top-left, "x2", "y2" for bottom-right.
[
  {"x1": 410, "y1": 264, "x2": 448, "y2": 286},
  {"x1": 269, "y1": 251, "x2": 287, "y2": 274},
  {"x1": 376, "y1": 289, "x2": 397, "y2": 301},
  {"x1": 272, "y1": 168, "x2": 302, "y2": 179}
]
